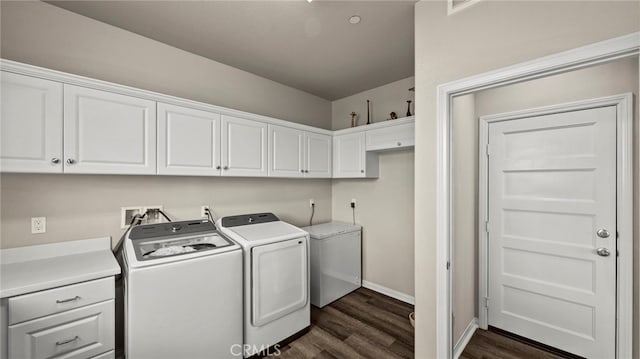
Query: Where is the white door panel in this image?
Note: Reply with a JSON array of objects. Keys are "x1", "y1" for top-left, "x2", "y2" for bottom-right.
[
  {"x1": 221, "y1": 115, "x2": 267, "y2": 177},
  {"x1": 63, "y1": 85, "x2": 156, "y2": 174},
  {"x1": 251, "y1": 238, "x2": 307, "y2": 327},
  {"x1": 305, "y1": 132, "x2": 332, "y2": 178},
  {"x1": 268, "y1": 125, "x2": 304, "y2": 177},
  {"x1": 157, "y1": 103, "x2": 221, "y2": 176},
  {"x1": 1, "y1": 72, "x2": 63, "y2": 173},
  {"x1": 488, "y1": 106, "x2": 616, "y2": 358},
  {"x1": 333, "y1": 132, "x2": 365, "y2": 178}
]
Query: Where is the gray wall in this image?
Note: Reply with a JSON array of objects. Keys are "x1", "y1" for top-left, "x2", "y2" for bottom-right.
[
  {"x1": 0, "y1": 1, "x2": 333, "y2": 249},
  {"x1": 414, "y1": 1, "x2": 640, "y2": 356},
  {"x1": 331, "y1": 80, "x2": 415, "y2": 298}
]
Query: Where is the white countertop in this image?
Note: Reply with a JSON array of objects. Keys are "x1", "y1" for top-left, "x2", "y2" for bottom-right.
[{"x1": 0, "y1": 237, "x2": 121, "y2": 298}]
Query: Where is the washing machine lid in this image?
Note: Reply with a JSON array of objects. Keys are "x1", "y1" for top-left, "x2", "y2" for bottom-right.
[
  {"x1": 301, "y1": 222, "x2": 361, "y2": 240},
  {"x1": 227, "y1": 221, "x2": 304, "y2": 242}
]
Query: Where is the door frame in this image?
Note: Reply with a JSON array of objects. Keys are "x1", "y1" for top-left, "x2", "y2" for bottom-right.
[
  {"x1": 477, "y1": 93, "x2": 633, "y2": 355},
  {"x1": 435, "y1": 31, "x2": 639, "y2": 359}
]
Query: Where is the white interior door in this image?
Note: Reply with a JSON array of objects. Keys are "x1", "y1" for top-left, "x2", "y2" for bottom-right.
[{"x1": 487, "y1": 106, "x2": 617, "y2": 358}]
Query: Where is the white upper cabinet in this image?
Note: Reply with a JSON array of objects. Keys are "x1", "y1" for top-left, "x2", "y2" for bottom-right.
[
  {"x1": 365, "y1": 122, "x2": 415, "y2": 151},
  {"x1": 269, "y1": 125, "x2": 304, "y2": 178},
  {"x1": 268, "y1": 125, "x2": 332, "y2": 178},
  {"x1": 221, "y1": 115, "x2": 268, "y2": 177},
  {"x1": 304, "y1": 132, "x2": 332, "y2": 178},
  {"x1": 334, "y1": 132, "x2": 367, "y2": 178},
  {"x1": 158, "y1": 103, "x2": 221, "y2": 176},
  {"x1": 1, "y1": 72, "x2": 63, "y2": 173},
  {"x1": 63, "y1": 85, "x2": 157, "y2": 174}
]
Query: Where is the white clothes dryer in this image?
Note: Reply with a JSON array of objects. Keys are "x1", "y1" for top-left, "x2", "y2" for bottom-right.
[{"x1": 217, "y1": 213, "x2": 310, "y2": 358}]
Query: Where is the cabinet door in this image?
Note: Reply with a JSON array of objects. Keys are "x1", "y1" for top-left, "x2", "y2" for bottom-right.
[
  {"x1": 63, "y1": 85, "x2": 156, "y2": 174},
  {"x1": 333, "y1": 132, "x2": 366, "y2": 178},
  {"x1": 157, "y1": 103, "x2": 221, "y2": 176},
  {"x1": 1, "y1": 72, "x2": 63, "y2": 173},
  {"x1": 305, "y1": 132, "x2": 332, "y2": 178},
  {"x1": 365, "y1": 122, "x2": 415, "y2": 151},
  {"x1": 268, "y1": 125, "x2": 304, "y2": 177},
  {"x1": 221, "y1": 115, "x2": 267, "y2": 177}
]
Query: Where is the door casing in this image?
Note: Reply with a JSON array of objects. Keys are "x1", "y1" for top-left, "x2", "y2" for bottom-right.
[
  {"x1": 477, "y1": 94, "x2": 633, "y2": 356},
  {"x1": 435, "y1": 31, "x2": 639, "y2": 359}
]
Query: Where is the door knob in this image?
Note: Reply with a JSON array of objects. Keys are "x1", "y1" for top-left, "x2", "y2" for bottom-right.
[
  {"x1": 596, "y1": 247, "x2": 611, "y2": 257},
  {"x1": 597, "y1": 229, "x2": 610, "y2": 238}
]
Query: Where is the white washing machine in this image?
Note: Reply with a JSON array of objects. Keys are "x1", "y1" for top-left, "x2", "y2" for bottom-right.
[
  {"x1": 217, "y1": 213, "x2": 310, "y2": 358},
  {"x1": 122, "y1": 219, "x2": 243, "y2": 359},
  {"x1": 302, "y1": 222, "x2": 362, "y2": 308}
]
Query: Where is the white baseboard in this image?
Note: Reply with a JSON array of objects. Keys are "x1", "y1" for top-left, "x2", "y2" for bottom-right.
[
  {"x1": 453, "y1": 317, "x2": 478, "y2": 359},
  {"x1": 362, "y1": 280, "x2": 415, "y2": 305}
]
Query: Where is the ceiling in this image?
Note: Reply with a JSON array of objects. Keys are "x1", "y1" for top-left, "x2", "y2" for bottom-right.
[{"x1": 47, "y1": 1, "x2": 416, "y2": 101}]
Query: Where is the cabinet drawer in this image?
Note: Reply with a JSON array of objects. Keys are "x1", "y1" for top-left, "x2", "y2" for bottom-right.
[
  {"x1": 365, "y1": 122, "x2": 414, "y2": 151},
  {"x1": 8, "y1": 300, "x2": 114, "y2": 359},
  {"x1": 8, "y1": 277, "x2": 114, "y2": 324}
]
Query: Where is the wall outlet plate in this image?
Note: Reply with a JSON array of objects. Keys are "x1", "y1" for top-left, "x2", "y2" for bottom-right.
[
  {"x1": 201, "y1": 205, "x2": 210, "y2": 218},
  {"x1": 351, "y1": 199, "x2": 357, "y2": 207},
  {"x1": 121, "y1": 207, "x2": 143, "y2": 229},
  {"x1": 31, "y1": 217, "x2": 46, "y2": 234},
  {"x1": 309, "y1": 199, "x2": 315, "y2": 208}
]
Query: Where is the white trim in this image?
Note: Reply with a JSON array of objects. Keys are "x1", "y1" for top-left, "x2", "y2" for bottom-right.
[
  {"x1": 332, "y1": 116, "x2": 414, "y2": 136},
  {"x1": 478, "y1": 93, "x2": 634, "y2": 357},
  {"x1": 447, "y1": 0, "x2": 482, "y2": 16},
  {"x1": 0, "y1": 59, "x2": 333, "y2": 136},
  {"x1": 362, "y1": 280, "x2": 415, "y2": 305},
  {"x1": 453, "y1": 317, "x2": 478, "y2": 359},
  {"x1": 436, "y1": 31, "x2": 639, "y2": 359}
]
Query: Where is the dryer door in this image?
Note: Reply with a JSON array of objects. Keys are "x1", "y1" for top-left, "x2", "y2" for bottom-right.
[{"x1": 251, "y1": 237, "x2": 308, "y2": 327}]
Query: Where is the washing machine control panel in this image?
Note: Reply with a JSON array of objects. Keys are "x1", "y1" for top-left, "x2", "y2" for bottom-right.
[{"x1": 221, "y1": 213, "x2": 279, "y2": 227}]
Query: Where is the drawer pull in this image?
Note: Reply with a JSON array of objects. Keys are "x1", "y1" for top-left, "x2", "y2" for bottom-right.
[
  {"x1": 56, "y1": 336, "x2": 79, "y2": 346},
  {"x1": 56, "y1": 296, "x2": 81, "y2": 304}
]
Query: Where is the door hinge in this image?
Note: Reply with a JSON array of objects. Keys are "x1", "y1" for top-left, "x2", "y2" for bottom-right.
[
  {"x1": 486, "y1": 144, "x2": 491, "y2": 156},
  {"x1": 485, "y1": 221, "x2": 490, "y2": 233},
  {"x1": 484, "y1": 297, "x2": 490, "y2": 308}
]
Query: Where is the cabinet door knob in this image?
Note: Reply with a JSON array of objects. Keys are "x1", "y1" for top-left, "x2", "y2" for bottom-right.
[
  {"x1": 51, "y1": 158, "x2": 60, "y2": 164},
  {"x1": 305, "y1": 170, "x2": 309, "y2": 173},
  {"x1": 223, "y1": 166, "x2": 229, "y2": 170},
  {"x1": 360, "y1": 170, "x2": 364, "y2": 173},
  {"x1": 300, "y1": 169, "x2": 304, "y2": 173},
  {"x1": 397, "y1": 142, "x2": 402, "y2": 146},
  {"x1": 66, "y1": 158, "x2": 75, "y2": 165},
  {"x1": 216, "y1": 165, "x2": 221, "y2": 170}
]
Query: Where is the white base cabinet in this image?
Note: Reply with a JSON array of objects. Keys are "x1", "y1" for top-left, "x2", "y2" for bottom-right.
[{"x1": 7, "y1": 277, "x2": 115, "y2": 359}]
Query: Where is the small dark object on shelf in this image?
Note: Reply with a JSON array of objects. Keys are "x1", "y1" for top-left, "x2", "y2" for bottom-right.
[
  {"x1": 366, "y1": 100, "x2": 371, "y2": 125},
  {"x1": 406, "y1": 100, "x2": 412, "y2": 117},
  {"x1": 350, "y1": 112, "x2": 357, "y2": 128},
  {"x1": 389, "y1": 112, "x2": 398, "y2": 120}
]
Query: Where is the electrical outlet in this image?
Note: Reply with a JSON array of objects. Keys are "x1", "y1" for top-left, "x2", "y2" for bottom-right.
[
  {"x1": 201, "y1": 205, "x2": 210, "y2": 218},
  {"x1": 309, "y1": 199, "x2": 315, "y2": 208},
  {"x1": 351, "y1": 199, "x2": 357, "y2": 207},
  {"x1": 121, "y1": 207, "x2": 143, "y2": 228},
  {"x1": 31, "y1": 217, "x2": 46, "y2": 234}
]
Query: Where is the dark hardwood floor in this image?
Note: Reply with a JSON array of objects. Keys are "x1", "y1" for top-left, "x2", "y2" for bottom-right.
[
  {"x1": 460, "y1": 329, "x2": 567, "y2": 359},
  {"x1": 273, "y1": 287, "x2": 415, "y2": 359}
]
